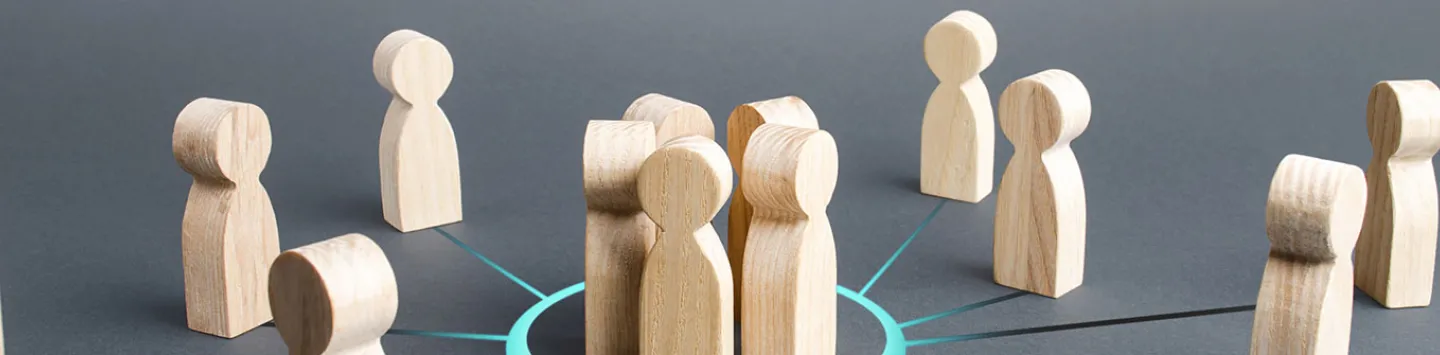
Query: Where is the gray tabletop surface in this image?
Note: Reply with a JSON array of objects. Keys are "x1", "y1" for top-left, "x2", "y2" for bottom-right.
[{"x1": 2, "y1": 0, "x2": 1439, "y2": 354}]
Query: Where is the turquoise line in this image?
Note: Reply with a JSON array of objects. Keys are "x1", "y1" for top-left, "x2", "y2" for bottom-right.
[
  {"x1": 859, "y1": 200, "x2": 947, "y2": 296},
  {"x1": 899, "y1": 291, "x2": 1026, "y2": 329},
  {"x1": 837, "y1": 285, "x2": 907, "y2": 355},
  {"x1": 387, "y1": 329, "x2": 509, "y2": 342},
  {"x1": 435, "y1": 227, "x2": 548, "y2": 299},
  {"x1": 507, "y1": 282, "x2": 586, "y2": 355}
]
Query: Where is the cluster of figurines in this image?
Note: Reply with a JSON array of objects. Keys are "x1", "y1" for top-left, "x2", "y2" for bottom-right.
[{"x1": 168, "y1": 9, "x2": 1440, "y2": 355}]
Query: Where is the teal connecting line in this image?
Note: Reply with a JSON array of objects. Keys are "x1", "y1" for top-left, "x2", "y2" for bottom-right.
[
  {"x1": 435, "y1": 227, "x2": 549, "y2": 299},
  {"x1": 859, "y1": 200, "x2": 947, "y2": 296},
  {"x1": 899, "y1": 291, "x2": 1026, "y2": 329},
  {"x1": 387, "y1": 329, "x2": 509, "y2": 342}
]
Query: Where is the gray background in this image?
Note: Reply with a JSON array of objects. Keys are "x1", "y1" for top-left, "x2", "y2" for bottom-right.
[{"x1": 1, "y1": 0, "x2": 1438, "y2": 354}]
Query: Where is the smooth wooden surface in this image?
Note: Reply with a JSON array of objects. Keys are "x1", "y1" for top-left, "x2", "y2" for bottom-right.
[
  {"x1": 1251, "y1": 155, "x2": 1365, "y2": 355},
  {"x1": 582, "y1": 120, "x2": 658, "y2": 355},
  {"x1": 622, "y1": 93, "x2": 715, "y2": 144},
  {"x1": 374, "y1": 29, "x2": 463, "y2": 233},
  {"x1": 173, "y1": 97, "x2": 280, "y2": 338},
  {"x1": 993, "y1": 69, "x2": 1091, "y2": 298},
  {"x1": 920, "y1": 10, "x2": 997, "y2": 203},
  {"x1": 741, "y1": 124, "x2": 838, "y2": 355},
  {"x1": 637, "y1": 136, "x2": 734, "y2": 355},
  {"x1": 1355, "y1": 80, "x2": 1440, "y2": 309},
  {"x1": 724, "y1": 96, "x2": 820, "y2": 316},
  {"x1": 269, "y1": 233, "x2": 398, "y2": 355}
]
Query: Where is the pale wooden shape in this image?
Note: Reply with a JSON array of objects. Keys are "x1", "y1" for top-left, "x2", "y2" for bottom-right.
[
  {"x1": 583, "y1": 120, "x2": 658, "y2": 355},
  {"x1": 374, "y1": 29, "x2": 463, "y2": 232},
  {"x1": 993, "y1": 69, "x2": 1090, "y2": 298},
  {"x1": 1251, "y1": 154, "x2": 1365, "y2": 355},
  {"x1": 1355, "y1": 80, "x2": 1440, "y2": 309},
  {"x1": 622, "y1": 93, "x2": 716, "y2": 143},
  {"x1": 920, "y1": 10, "x2": 997, "y2": 203},
  {"x1": 270, "y1": 234, "x2": 398, "y2": 355},
  {"x1": 637, "y1": 136, "x2": 734, "y2": 355},
  {"x1": 174, "y1": 97, "x2": 280, "y2": 338},
  {"x1": 741, "y1": 124, "x2": 838, "y2": 355},
  {"x1": 724, "y1": 96, "x2": 820, "y2": 317}
]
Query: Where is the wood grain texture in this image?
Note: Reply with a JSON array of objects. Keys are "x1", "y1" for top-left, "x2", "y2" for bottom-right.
[
  {"x1": 1355, "y1": 80, "x2": 1440, "y2": 309},
  {"x1": 1252, "y1": 154, "x2": 1365, "y2": 355},
  {"x1": 741, "y1": 124, "x2": 838, "y2": 355},
  {"x1": 583, "y1": 120, "x2": 658, "y2": 355},
  {"x1": 623, "y1": 93, "x2": 716, "y2": 144},
  {"x1": 637, "y1": 136, "x2": 734, "y2": 355},
  {"x1": 174, "y1": 97, "x2": 280, "y2": 338},
  {"x1": 724, "y1": 96, "x2": 819, "y2": 317},
  {"x1": 993, "y1": 69, "x2": 1090, "y2": 298},
  {"x1": 270, "y1": 233, "x2": 398, "y2": 355},
  {"x1": 920, "y1": 10, "x2": 997, "y2": 203},
  {"x1": 374, "y1": 29, "x2": 463, "y2": 233}
]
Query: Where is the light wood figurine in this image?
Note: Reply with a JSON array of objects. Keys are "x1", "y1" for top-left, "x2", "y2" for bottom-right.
[
  {"x1": 993, "y1": 69, "x2": 1090, "y2": 298},
  {"x1": 741, "y1": 124, "x2": 838, "y2": 355},
  {"x1": 174, "y1": 97, "x2": 280, "y2": 338},
  {"x1": 638, "y1": 136, "x2": 734, "y2": 355},
  {"x1": 583, "y1": 120, "x2": 658, "y2": 355},
  {"x1": 1251, "y1": 154, "x2": 1365, "y2": 355},
  {"x1": 622, "y1": 93, "x2": 715, "y2": 143},
  {"x1": 1355, "y1": 80, "x2": 1440, "y2": 309},
  {"x1": 725, "y1": 96, "x2": 819, "y2": 316},
  {"x1": 375, "y1": 29, "x2": 463, "y2": 233},
  {"x1": 270, "y1": 233, "x2": 398, "y2": 355},
  {"x1": 920, "y1": 10, "x2": 997, "y2": 203}
]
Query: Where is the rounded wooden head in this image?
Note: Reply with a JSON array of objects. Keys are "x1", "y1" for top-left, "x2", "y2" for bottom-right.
[
  {"x1": 269, "y1": 234, "x2": 398, "y2": 355},
  {"x1": 924, "y1": 10, "x2": 997, "y2": 82},
  {"x1": 725, "y1": 96, "x2": 821, "y2": 167},
  {"x1": 172, "y1": 98, "x2": 273, "y2": 182},
  {"x1": 583, "y1": 120, "x2": 658, "y2": 212},
  {"x1": 622, "y1": 93, "x2": 716, "y2": 144},
  {"x1": 638, "y1": 136, "x2": 733, "y2": 231},
  {"x1": 742, "y1": 124, "x2": 838, "y2": 216},
  {"x1": 373, "y1": 29, "x2": 454, "y2": 104},
  {"x1": 1367, "y1": 80, "x2": 1440, "y2": 160},
  {"x1": 1265, "y1": 155, "x2": 1366, "y2": 262},
  {"x1": 998, "y1": 69, "x2": 1091, "y2": 151}
]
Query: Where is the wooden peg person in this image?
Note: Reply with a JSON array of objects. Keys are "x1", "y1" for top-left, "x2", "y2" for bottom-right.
[
  {"x1": 1252, "y1": 155, "x2": 1365, "y2": 355},
  {"x1": 1355, "y1": 80, "x2": 1440, "y2": 309},
  {"x1": 920, "y1": 10, "x2": 997, "y2": 203},
  {"x1": 583, "y1": 120, "x2": 658, "y2": 355},
  {"x1": 270, "y1": 233, "x2": 398, "y2": 355},
  {"x1": 638, "y1": 136, "x2": 734, "y2": 355},
  {"x1": 725, "y1": 96, "x2": 819, "y2": 316},
  {"x1": 174, "y1": 97, "x2": 280, "y2": 338},
  {"x1": 741, "y1": 124, "x2": 838, "y2": 355},
  {"x1": 374, "y1": 29, "x2": 463, "y2": 233},
  {"x1": 993, "y1": 69, "x2": 1090, "y2": 298},
  {"x1": 623, "y1": 93, "x2": 716, "y2": 144}
]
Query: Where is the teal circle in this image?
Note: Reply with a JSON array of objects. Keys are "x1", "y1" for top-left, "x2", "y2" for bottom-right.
[{"x1": 504, "y1": 283, "x2": 905, "y2": 354}]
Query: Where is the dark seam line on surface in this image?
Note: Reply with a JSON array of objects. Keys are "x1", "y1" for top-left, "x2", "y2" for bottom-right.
[{"x1": 905, "y1": 305, "x2": 1257, "y2": 347}]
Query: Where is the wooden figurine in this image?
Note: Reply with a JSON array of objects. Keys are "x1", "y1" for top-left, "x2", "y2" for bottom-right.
[
  {"x1": 919, "y1": 10, "x2": 997, "y2": 203},
  {"x1": 741, "y1": 124, "x2": 838, "y2": 355},
  {"x1": 174, "y1": 97, "x2": 280, "y2": 338},
  {"x1": 622, "y1": 93, "x2": 715, "y2": 144},
  {"x1": 1252, "y1": 154, "x2": 1365, "y2": 355},
  {"x1": 270, "y1": 233, "x2": 398, "y2": 355},
  {"x1": 993, "y1": 69, "x2": 1090, "y2": 298},
  {"x1": 1355, "y1": 80, "x2": 1440, "y2": 309},
  {"x1": 637, "y1": 136, "x2": 734, "y2": 355},
  {"x1": 374, "y1": 29, "x2": 463, "y2": 233},
  {"x1": 725, "y1": 96, "x2": 819, "y2": 316},
  {"x1": 583, "y1": 120, "x2": 658, "y2": 355}
]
